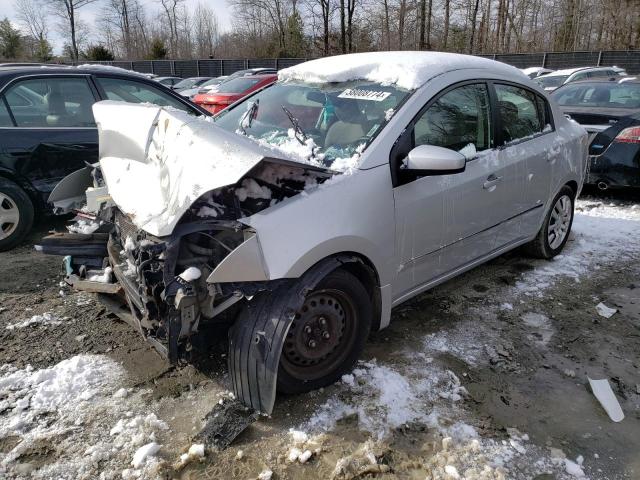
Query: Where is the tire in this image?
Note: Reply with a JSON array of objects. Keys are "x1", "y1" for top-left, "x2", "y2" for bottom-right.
[
  {"x1": 228, "y1": 268, "x2": 372, "y2": 412},
  {"x1": 523, "y1": 185, "x2": 574, "y2": 259},
  {"x1": 0, "y1": 178, "x2": 34, "y2": 252},
  {"x1": 277, "y1": 269, "x2": 372, "y2": 394}
]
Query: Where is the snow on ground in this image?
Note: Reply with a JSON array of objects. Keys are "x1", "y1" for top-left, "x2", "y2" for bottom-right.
[
  {"x1": 291, "y1": 199, "x2": 640, "y2": 479},
  {"x1": 5, "y1": 313, "x2": 64, "y2": 330},
  {"x1": 515, "y1": 199, "x2": 640, "y2": 296},
  {"x1": 0, "y1": 355, "x2": 169, "y2": 479}
]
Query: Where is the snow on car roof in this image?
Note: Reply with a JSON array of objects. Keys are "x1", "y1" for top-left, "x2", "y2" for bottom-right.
[
  {"x1": 521, "y1": 67, "x2": 551, "y2": 74},
  {"x1": 278, "y1": 51, "x2": 525, "y2": 90}
]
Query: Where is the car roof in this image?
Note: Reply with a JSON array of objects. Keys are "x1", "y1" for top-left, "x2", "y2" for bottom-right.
[
  {"x1": 544, "y1": 66, "x2": 621, "y2": 77},
  {"x1": 0, "y1": 64, "x2": 151, "y2": 81},
  {"x1": 557, "y1": 77, "x2": 640, "y2": 87}
]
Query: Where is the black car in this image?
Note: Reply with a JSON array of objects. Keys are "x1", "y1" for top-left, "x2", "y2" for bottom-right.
[
  {"x1": 551, "y1": 78, "x2": 640, "y2": 189},
  {"x1": 0, "y1": 65, "x2": 208, "y2": 251}
]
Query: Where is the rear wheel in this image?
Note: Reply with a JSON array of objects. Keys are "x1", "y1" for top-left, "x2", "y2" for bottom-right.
[
  {"x1": 523, "y1": 185, "x2": 574, "y2": 259},
  {"x1": 0, "y1": 178, "x2": 34, "y2": 252}
]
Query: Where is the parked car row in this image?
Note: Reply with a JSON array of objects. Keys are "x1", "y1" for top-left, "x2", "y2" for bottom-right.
[{"x1": 0, "y1": 59, "x2": 637, "y2": 255}]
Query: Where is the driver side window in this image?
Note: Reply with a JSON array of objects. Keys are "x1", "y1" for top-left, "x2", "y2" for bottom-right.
[{"x1": 413, "y1": 83, "x2": 492, "y2": 153}]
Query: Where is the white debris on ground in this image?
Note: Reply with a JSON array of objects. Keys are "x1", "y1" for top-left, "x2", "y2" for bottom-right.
[
  {"x1": 67, "y1": 219, "x2": 101, "y2": 235},
  {"x1": 595, "y1": 302, "x2": 617, "y2": 318},
  {"x1": 88, "y1": 266, "x2": 113, "y2": 283},
  {"x1": 5, "y1": 313, "x2": 64, "y2": 330},
  {"x1": 0, "y1": 355, "x2": 170, "y2": 479}
]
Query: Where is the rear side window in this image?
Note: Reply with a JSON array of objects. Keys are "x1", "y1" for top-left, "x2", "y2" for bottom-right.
[
  {"x1": 3, "y1": 77, "x2": 97, "y2": 128},
  {"x1": 495, "y1": 84, "x2": 545, "y2": 143},
  {"x1": 413, "y1": 83, "x2": 492, "y2": 152},
  {"x1": 96, "y1": 77, "x2": 193, "y2": 113}
]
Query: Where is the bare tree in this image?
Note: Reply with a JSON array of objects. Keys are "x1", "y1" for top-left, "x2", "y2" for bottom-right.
[{"x1": 45, "y1": 0, "x2": 97, "y2": 60}]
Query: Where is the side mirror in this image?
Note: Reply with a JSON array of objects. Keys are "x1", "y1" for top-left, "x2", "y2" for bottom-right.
[{"x1": 403, "y1": 145, "x2": 466, "y2": 175}]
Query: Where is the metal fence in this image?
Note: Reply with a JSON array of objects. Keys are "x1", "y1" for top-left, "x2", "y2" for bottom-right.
[{"x1": 69, "y1": 50, "x2": 640, "y2": 77}]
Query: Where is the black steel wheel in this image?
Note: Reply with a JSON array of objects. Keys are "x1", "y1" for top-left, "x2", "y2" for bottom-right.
[{"x1": 277, "y1": 269, "x2": 371, "y2": 394}]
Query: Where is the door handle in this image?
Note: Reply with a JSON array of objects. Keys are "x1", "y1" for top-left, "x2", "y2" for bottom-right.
[{"x1": 483, "y1": 174, "x2": 503, "y2": 189}]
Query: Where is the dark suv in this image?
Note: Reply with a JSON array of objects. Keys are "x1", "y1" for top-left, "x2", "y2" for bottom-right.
[{"x1": 0, "y1": 66, "x2": 207, "y2": 250}]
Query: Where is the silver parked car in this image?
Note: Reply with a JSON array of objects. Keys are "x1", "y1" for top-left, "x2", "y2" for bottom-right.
[{"x1": 42, "y1": 52, "x2": 588, "y2": 414}]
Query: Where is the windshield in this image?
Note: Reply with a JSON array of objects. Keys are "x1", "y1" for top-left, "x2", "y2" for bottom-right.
[
  {"x1": 537, "y1": 75, "x2": 568, "y2": 88},
  {"x1": 552, "y1": 82, "x2": 640, "y2": 109},
  {"x1": 174, "y1": 77, "x2": 207, "y2": 89},
  {"x1": 214, "y1": 80, "x2": 411, "y2": 171}
]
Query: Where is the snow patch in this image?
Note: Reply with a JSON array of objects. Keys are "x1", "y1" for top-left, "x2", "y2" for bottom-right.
[{"x1": 5, "y1": 312, "x2": 63, "y2": 330}]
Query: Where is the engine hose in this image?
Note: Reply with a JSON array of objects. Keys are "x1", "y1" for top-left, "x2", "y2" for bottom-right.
[
  {"x1": 185, "y1": 240, "x2": 215, "y2": 256},
  {"x1": 175, "y1": 256, "x2": 210, "y2": 266}
]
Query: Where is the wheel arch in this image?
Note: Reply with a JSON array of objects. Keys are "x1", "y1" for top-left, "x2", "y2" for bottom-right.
[
  {"x1": 303, "y1": 252, "x2": 384, "y2": 332},
  {"x1": 0, "y1": 169, "x2": 42, "y2": 212}
]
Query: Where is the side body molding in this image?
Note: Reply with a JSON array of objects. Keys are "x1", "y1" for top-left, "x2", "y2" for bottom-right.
[{"x1": 207, "y1": 233, "x2": 269, "y2": 283}]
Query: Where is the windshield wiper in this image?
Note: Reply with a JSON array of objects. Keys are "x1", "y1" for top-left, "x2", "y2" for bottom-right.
[
  {"x1": 281, "y1": 105, "x2": 308, "y2": 145},
  {"x1": 238, "y1": 99, "x2": 259, "y2": 135}
]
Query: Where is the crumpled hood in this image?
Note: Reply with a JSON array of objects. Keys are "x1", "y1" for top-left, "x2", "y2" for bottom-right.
[{"x1": 94, "y1": 101, "x2": 273, "y2": 237}]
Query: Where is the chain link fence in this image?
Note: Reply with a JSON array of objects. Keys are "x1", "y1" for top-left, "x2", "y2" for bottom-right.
[{"x1": 70, "y1": 50, "x2": 640, "y2": 77}]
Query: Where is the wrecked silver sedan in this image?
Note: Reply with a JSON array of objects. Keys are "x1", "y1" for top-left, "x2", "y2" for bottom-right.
[{"x1": 40, "y1": 52, "x2": 588, "y2": 414}]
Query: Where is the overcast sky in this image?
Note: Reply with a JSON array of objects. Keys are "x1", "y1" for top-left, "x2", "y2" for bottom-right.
[{"x1": 0, "y1": 0, "x2": 233, "y2": 55}]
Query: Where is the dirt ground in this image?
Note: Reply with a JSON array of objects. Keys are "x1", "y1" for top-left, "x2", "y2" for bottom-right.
[{"x1": 0, "y1": 189, "x2": 639, "y2": 480}]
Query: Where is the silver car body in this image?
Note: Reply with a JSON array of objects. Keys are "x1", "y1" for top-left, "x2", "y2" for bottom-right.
[{"x1": 91, "y1": 52, "x2": 588, "y2": 332}]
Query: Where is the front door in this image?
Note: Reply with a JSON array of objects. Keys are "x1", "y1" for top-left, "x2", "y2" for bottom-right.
[
  {"x1": 392, "y1": 82, "x2": 506, "y2": 300},
  {"x1": 0, "y1": 76, "x2": 99, "y2": 204}
]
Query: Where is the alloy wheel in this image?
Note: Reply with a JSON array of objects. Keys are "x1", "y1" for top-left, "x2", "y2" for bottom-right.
[
  {"x1": 548, "y1": 194, "x2": 572, "y2": 250},
  {"x1": 0, "y1": 192, "x2": 20, "y2": 241}
]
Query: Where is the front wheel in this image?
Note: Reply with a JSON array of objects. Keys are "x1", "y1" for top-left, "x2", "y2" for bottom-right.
[
  {"x1": 277, "y1": 269, "x2": 371, "y2": 394},
  {"x1": 228, "y1": 268, "x2": 371, "y2": 413},
  {"x1": 523, "y1": 185, "x2": 574, "y2": 259}
]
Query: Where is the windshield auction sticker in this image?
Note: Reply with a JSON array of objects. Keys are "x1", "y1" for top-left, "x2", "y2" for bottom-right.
[{"x1": 338, "y1": 89, "x2": 391, "y2": 101}]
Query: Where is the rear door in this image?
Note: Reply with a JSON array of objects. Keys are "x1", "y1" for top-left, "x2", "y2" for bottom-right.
[
  {"x1": 493, "y1": 82, "x2": 553, "y2": 242},
  {"x1": 0, "y1": 75, "x2": 99, "y2": 203}
]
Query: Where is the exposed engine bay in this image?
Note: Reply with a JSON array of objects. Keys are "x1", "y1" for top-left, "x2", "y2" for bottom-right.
[{"x1": 41, "y1": 152, "x2": 332, "y2": 364}]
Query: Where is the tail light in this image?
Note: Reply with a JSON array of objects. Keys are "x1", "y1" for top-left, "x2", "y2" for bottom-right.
[{"x1": 613, "y1": 126, "x2": 640, "y2": 144}]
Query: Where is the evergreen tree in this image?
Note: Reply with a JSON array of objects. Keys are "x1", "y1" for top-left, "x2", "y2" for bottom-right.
[
  {"x1": 148, "y1": 38, "x2": 168, "y2": 59},
  {"x1": 0, "y1": 18, "x2": 23, "y2": 59},
  {"x1": 85, "y1": 44, "x2": 115, "y2": 61}
]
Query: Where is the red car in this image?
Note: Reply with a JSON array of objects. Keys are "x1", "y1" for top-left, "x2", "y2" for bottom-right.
[{"x1": 193, "y1": 74, "x2": 277, "y2": 114}]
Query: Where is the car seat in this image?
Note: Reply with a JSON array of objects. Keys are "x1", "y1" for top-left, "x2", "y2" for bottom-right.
[
  {"x1": 324, "y1": 99, "x2": 366, "y2": 148},
  {"x1": 499, "y1": 100, "x2": 519, "y2": 142},
  {"x1": 45, "y1": 91, "x2": 72, "y2": 127},
  {"x1": 590, "y1": 88, "x2": 611, "y2": 105}
]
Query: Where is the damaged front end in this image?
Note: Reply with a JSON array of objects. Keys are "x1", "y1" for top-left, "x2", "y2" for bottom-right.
[{"x1": 40, "y1": 101, "x2": 332, "y2": 365}]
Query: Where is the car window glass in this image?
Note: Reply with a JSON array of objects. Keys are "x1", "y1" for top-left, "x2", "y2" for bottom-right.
[
  {"x1": 495, "y1": 84, "x2": 543, "y2": 143},
  {"x1": 216, "y1": 77, "x2": 262, "y2": 94},
  {"x1": 4, "y1": 77, "x2": 96, "y2": 128},
  {"x1": 0, "y1": 99, "x2": 12, "y2": 126},
  {"x1": 96, "y1": 77, "x2": 193, "y2": 113},
  {"x1": 413, "y1": 83, "x2": 492, "y2": 152}
]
